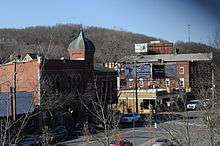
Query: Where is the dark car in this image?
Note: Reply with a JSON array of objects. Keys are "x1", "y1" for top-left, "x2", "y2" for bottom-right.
[
  {"x1": 49, "y1": 126, "x2": 68, "y2": 143},
  {"x1": 17, "y1": 135, "x2": 41, "y2": 146},
  {"x1": 215, "y1": 142, "x2": 220, "y2": 146}
]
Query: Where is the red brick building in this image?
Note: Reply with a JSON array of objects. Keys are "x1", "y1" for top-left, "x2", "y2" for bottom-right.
[
  {"x1": 0, "y1": 31, "x2": 117, "y2": 117},
  {"x1": 134, "y1": 41, "x2": 174, "y2": 55},
  {"x1": 148, "y1": 41, "x2": 174, "y2": 54},
  {"x1": 118, "y1": 46, "x2": 213, "y2": 113}
]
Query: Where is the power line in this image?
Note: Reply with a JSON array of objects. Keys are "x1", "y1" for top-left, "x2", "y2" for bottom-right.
[{"x1": 188, "y1": 24, "x2": 191, "y2": 42}]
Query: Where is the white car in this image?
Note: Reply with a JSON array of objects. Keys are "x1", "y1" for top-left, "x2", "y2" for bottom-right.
[{"x1": 187, "y1": 100, "x2": 204, "y2": 110}]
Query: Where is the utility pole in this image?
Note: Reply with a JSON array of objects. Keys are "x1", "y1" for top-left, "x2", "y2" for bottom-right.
[
  {"x1": 11, "y1": 60, "x2": 17, "y2": 121},
  {"x1": 135, "y1": 60, "x2": 138, "y2": 113},
  {"x1": 211, "y1": 60, "x2": 215, "y2": 109}
]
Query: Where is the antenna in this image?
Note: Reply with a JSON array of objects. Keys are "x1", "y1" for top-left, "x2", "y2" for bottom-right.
[
  {"x1": 188, "y1": 24, "x2": 191, "y2": 42},
  {"x1": 79, "y1": 24, "x2": 83, "y2": 32}
]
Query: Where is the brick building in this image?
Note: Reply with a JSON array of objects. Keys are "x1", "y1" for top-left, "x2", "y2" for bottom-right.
[
  {"x1": 0, "y1": 31, "x2": 117, "y2": 121},
  {"x1": 117, "y1": 42, "x2": 213, "y2": 113},
  {"x1": 134, "y1": 41, "x2": 174, "y2": 55},
  {"x1": 147, "y1": 41, "x2": 174, "y2": 54}
]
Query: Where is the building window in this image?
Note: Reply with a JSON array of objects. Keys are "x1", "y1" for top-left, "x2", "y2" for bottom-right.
[
  {"x1": 179, "y1": 78, "x2": 184, "y2": 88},
  {"x1": 120, "y1": 79, "x2": 126, "y2": 87},
  {"x1": 139, "y1": 78, "x2": 144, "y2": 88},
  {"x1": 165, "y1": 78, "x2": 170, "y2": 87},
  {"x1": 179, "y1": 67, "x2": 184, "y2": 74},
  {"x1": 128, "y1": 79, "x2": 133, "y2": 88},
  {"x1": 141, "y1": 99, "x2": 155, "y2": 110}
]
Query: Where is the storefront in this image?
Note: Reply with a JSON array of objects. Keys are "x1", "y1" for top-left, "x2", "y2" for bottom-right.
[{"x1": 118, "y1": 89, "x2": 156, "y2": 114}]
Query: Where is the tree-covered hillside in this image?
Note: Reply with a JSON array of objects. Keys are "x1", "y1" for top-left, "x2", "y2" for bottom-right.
[
  {"x1": 0, "y1": 24, "x2": 217, "y2": 64},
  {"x1": 0, "y1": 24, "x2": 159, "y2": 63}
]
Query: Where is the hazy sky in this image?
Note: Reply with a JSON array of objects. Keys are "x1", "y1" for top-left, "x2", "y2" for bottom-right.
[{"x1": 0, "y1": 0, "x2": 219, "y2": 44}]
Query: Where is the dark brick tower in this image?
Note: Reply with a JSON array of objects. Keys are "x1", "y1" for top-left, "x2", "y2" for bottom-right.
[{"x1": 67, "y1": 31, "x2": 95, "y2": 69}]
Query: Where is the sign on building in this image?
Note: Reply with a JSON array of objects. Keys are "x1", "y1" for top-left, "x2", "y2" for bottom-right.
[
  {"x1": 135, "y1": 43, "x2": 148, "y2": 53},
  {"x1": 125, "y1": 63, "x2": 151, "y2": 78},
  {"x1": 165, "y1": 63, "x2": 176, "y2": 77},
  {"x1": 136, "y1": 63, "x2": 151, "y2": 78},
  {"x1": 152, "y1": 65, "x2": 165, "y2": 78}
]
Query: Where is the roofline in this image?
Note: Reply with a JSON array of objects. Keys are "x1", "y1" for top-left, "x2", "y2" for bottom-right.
[
  {"x1": 118, "y1": 52, "x2": 213, "y2": 63},
  {"x1": 1, "y1": 59, "x2": 38, "y2": 66}
]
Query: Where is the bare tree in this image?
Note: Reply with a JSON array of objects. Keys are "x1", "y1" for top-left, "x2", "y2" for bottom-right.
[{"x1": 79, "y1": 76, "x2": 119, "y2": 146}]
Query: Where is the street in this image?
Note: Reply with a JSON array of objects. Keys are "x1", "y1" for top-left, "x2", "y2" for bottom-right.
[{"x1": 56, "y1": 111, "x2": 220, "y2": 146}]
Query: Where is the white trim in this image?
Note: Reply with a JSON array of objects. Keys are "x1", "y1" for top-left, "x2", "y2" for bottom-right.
[
  {"x1": 71, "y1": 58, "x2": 85, "y2": 60},
  {"x1": 179, "y1": 78, "x2": 185, "y2": 88},
  {"x1": 179, "y1": 67, "x2": 184, "y2": 74}
]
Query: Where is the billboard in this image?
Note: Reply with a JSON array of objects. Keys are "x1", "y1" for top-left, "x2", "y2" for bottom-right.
[
  {"x1": 136, "y1": 63, "x2": 151, "y2": 78},
  {"x1": 125, "y1": 63, "x2": 151, "y2": 79},
  {"x1": 152, "y1": 65, "x2": 165, "y2": 79},
  {"x1": 165, "y1": 64, "x2": 176, "y2": 77},
  {"x1": 135, "y1": 43, "x2": 148, "y2": 53}
]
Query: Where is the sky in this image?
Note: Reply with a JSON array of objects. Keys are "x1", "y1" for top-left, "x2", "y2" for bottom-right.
[{"x1": 0, "y1": 0, "x2": 219, "y2": 44}]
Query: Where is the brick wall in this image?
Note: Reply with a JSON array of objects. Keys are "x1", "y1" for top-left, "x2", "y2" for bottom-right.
[
  {"x1": 119, "y1": 61, "x2": 190, "y2": 92},
  {"x1": 0, "y1": 60, "x2": 39, "y2": 92},
  {"x1": 69, "y1": 49, "x2": 85, "y2": 60},
  {"x1": 176, "y1": 62, "x2": 190, "y2": 88},
  {"x1": 0, "y1": 60, "x2": 40, "y2": 105},
  {"x1": 148, "y1": 43, "x2": 173, "y2": 54}
]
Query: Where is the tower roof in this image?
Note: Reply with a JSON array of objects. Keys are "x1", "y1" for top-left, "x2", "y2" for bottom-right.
[{"x1": 67, "y1": 31, "x2": 95, "y2": 51}]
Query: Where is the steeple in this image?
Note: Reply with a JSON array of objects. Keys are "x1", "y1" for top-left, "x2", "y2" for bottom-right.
[{"x1": 67, "y1": 30, "x2": 95, "y2": 61}]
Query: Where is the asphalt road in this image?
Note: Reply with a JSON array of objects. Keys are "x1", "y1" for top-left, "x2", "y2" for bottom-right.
[
  {"x1": 56, "y1": 127, "x2": 166, "y2": 146},
  {"x1": 56, "y1": 111, "x2": 220, "y2": 146}
]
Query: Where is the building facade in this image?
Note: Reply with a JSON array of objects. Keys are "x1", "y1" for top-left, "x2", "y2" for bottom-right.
[
  {"x1": 0, "y1": 31, "x2": 118, "y2": 120},
  {"x1": 117, "y1": 41, "x2": 213, "y2": 113}
]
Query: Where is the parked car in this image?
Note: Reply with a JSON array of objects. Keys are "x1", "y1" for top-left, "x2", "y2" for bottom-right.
[
  {"x1": 151, "y1": 138, "x2": 177, "y2": 146},
  {"x1": 215, "y1": 142, "x2": 220, "y2": 146},
  {"x1": 49, "y1": 126, "x2": 68, "y2": 143},
  {"x1": 119, "y1": 113, "x2": 144, "y2": 123},
  {"x1": 119, "y1": 113, "x2": 146, "y2": 128},
  {"x1": 186, "y1": 100, "x2": 204, "y2": 110},
  {"x1": 17, "y1": 135, "x2": 41, "y2": 146}
]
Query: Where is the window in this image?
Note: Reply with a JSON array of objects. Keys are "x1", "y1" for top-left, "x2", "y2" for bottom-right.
[
  {"x1": 141, "y1": 99, "x2": 156, "y2": 109},
  {"x1": 139, "y1": 78, "x2": 144, "y2": 88},
  {"x1": 179, "y1": 78, "x2": 184, "y2": 87},
  {"x1": 120, "y1": 79, "x2": 126, "y2": 87},
  {"x1": 165, "y1": 78, "x2": 170, "y2": 87},
  {"x1": 128, "y1": 79, "x2": 133, "y2": 88},
  {"x1": 179, "y1": 67, "x2": 184, "y2": 74}
]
